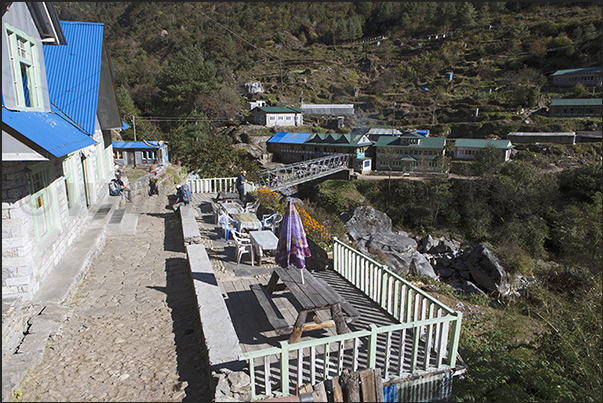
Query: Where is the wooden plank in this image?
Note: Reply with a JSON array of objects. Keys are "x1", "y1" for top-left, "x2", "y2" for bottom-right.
[
  {"x1": 312, "y1": 381, "x2": 328, "y2": 403},
  {"x1": 359, "y1": 368, "x2": 376, "y2": 402},
  {"x1": 341, "y1": 369, "x2": 360, "y2": 402},
  {"x1": 374, "y1": 369, "x2": 384, "y2": 402},
  {"x1": 250, "y1": 284, "x2": 291, "y2": 333},
  {"x1": 332, "y1": 376, "x2": 344, "y2": 402},
  {"x1": 339, "y1": 300, "x2": 361, "y2": 323},
  {"x1": 288, "y1": 310, "x2": 308, "y2": 344}
]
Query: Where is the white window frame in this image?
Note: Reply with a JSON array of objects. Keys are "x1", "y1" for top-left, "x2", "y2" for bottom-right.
[
  {"x1": 62, "y1": 156, "x2": 79, "y2": 212},
  {"x1": 4, "y1": 24, "x2": 43, "y2": 111},
  {"x1": 28, "y1": 162, "x2": 57, "y2": 245}
]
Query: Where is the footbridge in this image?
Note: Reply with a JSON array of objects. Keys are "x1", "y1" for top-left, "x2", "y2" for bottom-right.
[{"x1": 256, "y1": 154, "x2": 350, "y2": 192}]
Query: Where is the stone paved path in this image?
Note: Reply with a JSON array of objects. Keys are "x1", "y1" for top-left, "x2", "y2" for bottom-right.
[{"x1": 14, "y1": 194, "x2": 213, "y2": 402}]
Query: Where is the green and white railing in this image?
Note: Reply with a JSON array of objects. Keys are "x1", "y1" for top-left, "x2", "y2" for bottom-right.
[
  {"x1": 239, "y1": 238, "x2": 463, "y2": 400},
  {"x1": 186, "y1": 177, "x2": 255, "y2": 194}
]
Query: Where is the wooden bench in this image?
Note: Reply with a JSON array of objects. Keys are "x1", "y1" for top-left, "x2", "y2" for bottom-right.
[
  {"x1": 250, "y1": 284, "x2": 292, "y2": 335},
  {"x1": 314, "y1": 277, "x2": 361, "y2": 324}
]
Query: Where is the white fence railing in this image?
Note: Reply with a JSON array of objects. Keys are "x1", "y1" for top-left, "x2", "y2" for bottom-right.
[{"x1": 187, "y1": 177, "x2": 255, "y2": 194}]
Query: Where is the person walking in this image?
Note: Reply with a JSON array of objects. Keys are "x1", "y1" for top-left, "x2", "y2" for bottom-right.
[{"x1": 236, "y1": 169, "x2": 247, "y2": 206}]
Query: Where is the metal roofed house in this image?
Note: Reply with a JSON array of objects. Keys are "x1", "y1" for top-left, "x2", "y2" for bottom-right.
[
  {"x1": 300, "y1": 103, "x2": 354, "y2": 116},
  {"x1": 304, "y1": 133, "x2": 372, "y2": 168},
  {"x1": 266, "y1": 132, "x2": 371, "y2": 167},
  {"x1": 548, "y1": 98, "x2": 602, "y2": 118},
  {"x1": 249, "y1": 106, "x2": 303, "y2": 127},
  {"x1": 550, "y1": 67, "x2": 603, "y2": 87},
  {"x1": 453, "y1": 139, "x2": 514, "y2": 161},
  {"x1": 373, "y1": 132, "x2": 446, "y2": 173},
  {"x1": 112, "y1": 140, "x2": 169, "y2": 168},
  {"x1": 2, "y1": 3, "x2": 122, "y2": 304},
  {"x1": 506, "y1": 132, "x2": 576, "y2": 145}
]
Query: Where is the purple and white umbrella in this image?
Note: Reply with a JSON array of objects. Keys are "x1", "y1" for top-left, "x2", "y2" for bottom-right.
[{"x1": 275, "y1": 200, "x2": 311, "y2": 284}]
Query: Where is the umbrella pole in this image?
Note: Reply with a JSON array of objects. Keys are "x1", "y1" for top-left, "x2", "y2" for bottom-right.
[{"x1": 301, "y1": 269, "x2": 304, "y2": 284}]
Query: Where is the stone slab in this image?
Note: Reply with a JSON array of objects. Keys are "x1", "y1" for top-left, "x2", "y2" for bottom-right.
[{"x1": 187, "y1": 244, "x2": 242, "y2": 367}]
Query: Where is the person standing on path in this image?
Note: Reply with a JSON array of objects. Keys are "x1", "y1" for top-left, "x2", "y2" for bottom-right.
[{"x1": 236, "y1": 169, "x2": 247, "y2": 206}]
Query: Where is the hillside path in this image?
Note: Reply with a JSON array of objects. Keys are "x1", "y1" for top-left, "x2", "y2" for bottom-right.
[{"x1": 15, "y1": 193, "x2": 213, "y2": 402}]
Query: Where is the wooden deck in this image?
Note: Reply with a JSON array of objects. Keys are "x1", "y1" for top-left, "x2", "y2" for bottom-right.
[
  {"x1": 190, "y1": 192, "x2": 400, "y2": 353},
  {"x1": 191, "y1": 192, "x2": 452, "y2": 396}
]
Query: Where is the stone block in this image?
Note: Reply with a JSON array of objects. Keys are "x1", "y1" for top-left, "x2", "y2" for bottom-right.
[{"x1": 5, "y1": 276, "x2": 30, "y2": 287}]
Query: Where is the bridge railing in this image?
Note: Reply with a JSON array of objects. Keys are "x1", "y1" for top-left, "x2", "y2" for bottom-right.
[
  {"x1": 256, "y1": 154, "x2": 350, "y2": 191},
  {"x1": 239, "y1": 238, "x2": 463, "y2": 400}
]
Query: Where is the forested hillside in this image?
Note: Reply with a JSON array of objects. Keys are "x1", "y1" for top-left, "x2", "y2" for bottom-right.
[
  {"x1": 55, "y1": 3, "x2": 602, "y2": 402},
  {"x1": 56, "y1": 2, "x2": 601, "y2": 169}
]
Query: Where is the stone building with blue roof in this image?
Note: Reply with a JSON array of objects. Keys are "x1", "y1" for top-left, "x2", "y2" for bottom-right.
[
  {"x1": 2, "y1": 2, "x2": 122, "y2": 302},
  {"x1": 112, "y1": 140, "x2": 169, "y2": 168}
]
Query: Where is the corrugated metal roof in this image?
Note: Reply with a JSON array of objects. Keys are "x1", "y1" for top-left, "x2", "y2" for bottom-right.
[
  {"x1": 305, "y1": 133, "x2": 372, "y2": 147},
  {"x1": 43, "y1": 21, "x2": 105, "y2": 135},
  {"x1": 367, "y1": 128, "x2": 402, "y2": 135},
  {"x1": 2, "y1": 107, "x2": 97, "y2": 157},
  {"x1": 266, "y1": 132, "x2": 314, "y2": 144},
  {"x1": 301, "y1": 104, "x2": 354, "y2": 115},
  {"x1": 112, "y1": 141, "x2": 164, "y2": 149},
  {"x1": 507, "y1": 132, "x2": 575, "y2": 137},
  {"x1": 551, "y1": 67, "x2": 602, "y2": 76},
  {"x1": 252, "y1": 106, "x2": 303, "y2": 113},
  {"x1": 373, "y1": 135, "x2": 445, "y2": 148},
  {"x1": 455, "y1": 139, "x2": 513, "y2": 149},
  {"x1": 550, "y1": 98, "x2": 602, "y2": 106}
]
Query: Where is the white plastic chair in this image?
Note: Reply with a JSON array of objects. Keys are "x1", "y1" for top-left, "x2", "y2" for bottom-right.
[
  {"x1": 232, "y1": 230, "x2": 253, "y2": 265},
  {"x1": 219, "y1": 213, "x2": 238, "y2": 242},
  {"x1": 244, "y1": 200, "x2": 260, "y2": 215},
  {"x1": 261, "y1": 212, "x2": 283, "y2": 234}
]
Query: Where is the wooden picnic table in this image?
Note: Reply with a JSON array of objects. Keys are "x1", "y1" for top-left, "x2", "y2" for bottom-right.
[
  {"x1": 232, "y1": 213, "x2": 262, "y2": 232},
  {"x1": 250, "y1": 266, "x2": 360, "y2": 343},
  {"x1": 219, "y1": 201, "x2": 244, "y2": 216},
  {"x1": 249, "y1": 230, "x2": 278, "y2": 266}
]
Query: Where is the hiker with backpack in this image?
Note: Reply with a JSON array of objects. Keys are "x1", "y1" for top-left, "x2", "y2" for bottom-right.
[
  {"x1": 149, "y1": 172, "x2": 159, "y2": 196},
  {"x1": 172, "y1": 183, "x2": 191, "y2": 212},
  {"x1": 109, "y1": 174, "x2": 127, "y2": 200}
]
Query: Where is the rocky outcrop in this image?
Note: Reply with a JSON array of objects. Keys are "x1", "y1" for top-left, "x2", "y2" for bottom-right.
[
  {"x1": 344, "y1": 207, "x2": 437, "y2": 280},
  {"x1": 343, "y1": 206, "x2": 516, "y2": 297},
  {"x1": 465, "y1": 244, "x2": 511, "y2": 296}
]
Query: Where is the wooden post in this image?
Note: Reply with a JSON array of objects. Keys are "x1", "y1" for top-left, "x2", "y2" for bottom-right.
[
  {"x1": 331, "y1": 303, "x2": 350, "y2": 335},
  {"x1": 289, "y1": 311, "x2": 308, "y2": 344},
  {"x1": 341, "y1": 369, "x2": 360, "y2": 402}
]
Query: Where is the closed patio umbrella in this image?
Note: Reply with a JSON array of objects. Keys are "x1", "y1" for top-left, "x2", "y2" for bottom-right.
[{"x1": 275, "y1": 200, "x2": 311, "y2": 284}]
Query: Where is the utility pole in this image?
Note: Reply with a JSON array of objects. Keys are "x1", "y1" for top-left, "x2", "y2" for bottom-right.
[
  {"x1": 133, "y1": 116, "x2": 136, "y2": 141},
  {"x1": 392, "y1": 102, "x2": 396, "y2": 134}
]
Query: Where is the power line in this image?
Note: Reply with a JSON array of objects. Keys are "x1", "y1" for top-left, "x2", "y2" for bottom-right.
[{"x1": 186, "y1": 3, "x2": 287, "y2": 83}]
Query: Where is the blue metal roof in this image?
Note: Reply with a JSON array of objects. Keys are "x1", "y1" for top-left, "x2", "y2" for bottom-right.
[
  {"x1": 43, "y1": 21, "x2": 105, "y2": 135},
  {"x1": 112, "y1": 141, "x2": 164, "y2": 150},
  {"x1": 2, "y1": 107, "x2": 97, "y2": 157},
  {"x1": 267, "y1": 132, "x2": 314, "y2": 144}
]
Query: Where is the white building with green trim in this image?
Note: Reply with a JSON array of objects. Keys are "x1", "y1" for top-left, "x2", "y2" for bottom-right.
[
  {"x1": 453, "y1": 139, "x2": 514, "y2": 161},
  {"x1": 373, "y1": 132, "x2": 446, "y2": 173},
  {"x1": 249, "y1": 106, "x2": 303, "y2": 127}
]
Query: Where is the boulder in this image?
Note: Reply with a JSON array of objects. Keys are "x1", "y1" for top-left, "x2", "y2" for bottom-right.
[
  {"x1": 465, "y1": 244, "x2": 510, "y2": 295},
  {"x1": 385, "y1": 251, "x2": 437, "y2": 279},
  {"x1": 418, "y1": 235, "x2": 439, "y2": 253},
  {"x1": 344, "y1": 206, "x2": 392, "y2": 241},
  {"x1": 435, "y1": 239, "x2": 461, "y2": 254},
  {"x1": 365, "y1": 231, "x2": 417, "y2": 254},
  {"x1": 461, "y1": 280, "x2": 486, "y2": 295}
]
